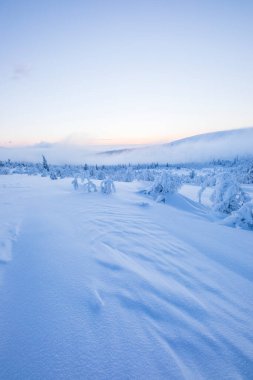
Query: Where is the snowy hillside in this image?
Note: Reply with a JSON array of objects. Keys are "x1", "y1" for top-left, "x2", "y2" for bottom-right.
[
  {"x1": 1, "y1": 127, "x2": 252, "y2": 165},
  {"x1": 99, "y1": 127, "x2": 253, "y2": 164},
  {"x1": 0, "y1": 175, "x2": 253, "y2": 379}
]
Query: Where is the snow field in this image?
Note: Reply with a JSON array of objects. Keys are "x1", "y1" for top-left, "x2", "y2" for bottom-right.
[{"x1": 0, "y1": 175, "x2": 252, "y2": 379}]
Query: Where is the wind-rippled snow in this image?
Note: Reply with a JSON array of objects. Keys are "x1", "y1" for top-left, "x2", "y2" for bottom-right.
[{"x1": 0, "y1": 176, "x2": 252, "y2": 379}]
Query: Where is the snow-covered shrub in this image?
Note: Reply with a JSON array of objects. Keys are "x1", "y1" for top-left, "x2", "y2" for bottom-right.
[
  {"x1": 210, "y1": 173, "x2": 250, "y2": 214},
  {"x1": 147, "y1": 171, "x2": 181, "y2": 202},
  {"x1": 0, "y1": 167, "x2": 10, "y2": 175},
  {"x1": 50, "y1": 171, "x2": 57, "y2": 180},
  {"x1": 83, "y1": 179, "x2": 97, "y2": 193},
  {"x1": 222, "y1": 202, "x2": 253, "y2": 230},
  {"x1": 72, "y1": 177, "x2": 79, "y2": 190},
  {"x1": 101, "y1": 178, "x2": 116, "y2": 194}
]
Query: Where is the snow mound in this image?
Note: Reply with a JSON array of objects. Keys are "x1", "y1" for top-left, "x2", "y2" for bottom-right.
[{"x1": 160, "y1": 193, "x2": 210, "y2": 218}]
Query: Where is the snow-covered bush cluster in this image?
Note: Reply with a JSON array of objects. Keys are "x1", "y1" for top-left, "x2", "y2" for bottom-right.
[
  {"x1": 72, "y1": 177, "x2": 116, "y2": 194},
  {"x1": 72, "y1": 178, "x2": 97, "y2": 193}
]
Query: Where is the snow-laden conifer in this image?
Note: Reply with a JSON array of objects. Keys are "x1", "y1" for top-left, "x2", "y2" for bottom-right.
[
  {"x1": 101, "y1": 178, "x2": 116, "y2": 194},
  {"x1": 147, "y1": 171, "x2": 181, "y2": 202},
  {"x1": 72, "y1": 177, "x2": 79, "y2": 190},
  {"x1": 210, "y1": 173, "x2": 249, "y2": 214},
  {"x1": 83, "y1": 179, "x2": 97, "y2": 193},
  {"x1": 42, "y1": 155, "x2": 49, "y2": 171}
]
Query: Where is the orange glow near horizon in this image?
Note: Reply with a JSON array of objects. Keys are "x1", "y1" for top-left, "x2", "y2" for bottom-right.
[{"x1": 0, "y1": 133, "x2": 186, "y2": 148}]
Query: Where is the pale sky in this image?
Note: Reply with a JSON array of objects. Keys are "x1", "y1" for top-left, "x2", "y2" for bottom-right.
[{"x1": 0, "y1": 0, "x2": 253, "y2": 146}]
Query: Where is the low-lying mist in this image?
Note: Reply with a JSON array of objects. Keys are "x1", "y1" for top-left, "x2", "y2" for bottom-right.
[{"x1": 1, "y1": 127, "x2": 252, "y2": 166}]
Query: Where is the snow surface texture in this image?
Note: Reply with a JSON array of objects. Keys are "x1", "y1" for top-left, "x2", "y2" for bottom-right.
[
  {"x1": 0, "y1": 180, "x2": 24, "y2": 265},
  {"x1": 0, "y1": 175, "x2": 253, "y2": 379},
  {"x1": 1, "y1": 127, "x2": 253, "y2": 165}
]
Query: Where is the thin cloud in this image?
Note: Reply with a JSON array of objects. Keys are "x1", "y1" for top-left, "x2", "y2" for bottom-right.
[{"x1": 11, "y1": 64, "x2": 31, "y2": 81}]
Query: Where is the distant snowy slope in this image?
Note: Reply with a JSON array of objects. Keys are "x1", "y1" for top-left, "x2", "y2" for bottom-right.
[
  {"x1": 99, "y1": 127, "x2": 253, "y2": 164},
  {"x1": 162, "y1": 127, "x2": 253, "y2": 162},
  {"x1": 0, "y1": 127, "x2": 252, "y2": 165}
]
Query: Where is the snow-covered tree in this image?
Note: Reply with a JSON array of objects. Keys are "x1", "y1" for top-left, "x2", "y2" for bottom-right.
[
  {"x1": 101, "y1": 178, "x2": 116, "y2": 194},
  {"x1": 147, "y1": 171, "x2": 181, "y2": 202},
  {"x1": 83, "y1": 179, "x2": 97, "y2": 193},
  {"x1": 72, "y1": 177, "x2": 79, "y2": 190},
  {"x1": 50, "y1": 171, "x2": 57, "y2": 180},
  {"x1": 222, "y1": 202, "x2": 253, "y2": 230},
  {"x1": 189, "y1": 170, "x2": 195, "y2": 180},
  {"x1": 42, "y1": 155, "x2": 49, "y2": 171},
  {"x1": 210, "y1": 173, "x2": 250, "y2": 214}
]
